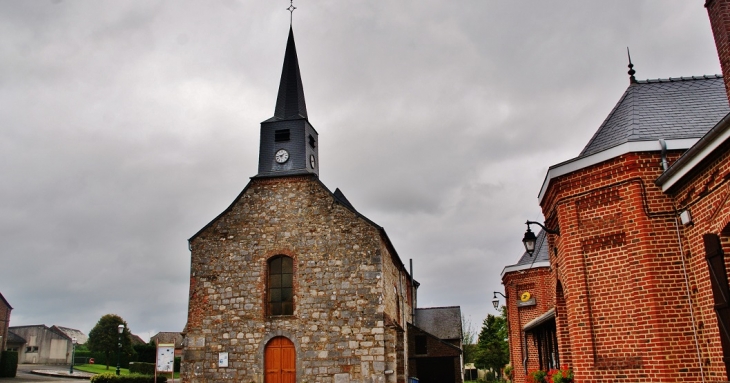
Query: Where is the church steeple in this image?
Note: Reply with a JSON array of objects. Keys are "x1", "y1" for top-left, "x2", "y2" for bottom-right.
[
  {"x1": 256, "y1": 26, "x2": 319, "y2": 178},
  {"x1": 272, "y1": 27, "x2": 308, "y2": 121}
]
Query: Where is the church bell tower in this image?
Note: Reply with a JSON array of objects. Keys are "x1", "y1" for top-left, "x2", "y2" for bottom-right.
[{"x1": 256, "y1": 27, "x2": 319, "y2": 178}]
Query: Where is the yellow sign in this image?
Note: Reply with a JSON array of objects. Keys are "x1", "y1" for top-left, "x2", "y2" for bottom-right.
[{"x1": 520, "y1": 291, "x2": 532, "y2": 302}]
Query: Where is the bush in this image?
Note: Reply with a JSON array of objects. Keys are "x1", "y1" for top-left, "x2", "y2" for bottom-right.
[
  {"x1": 129, "y1": 362, "x2": 155, "y2": 375},
  {"x1": 90, "y1": 373, "x2": 167, "y2": 383},
  {"x1": 0, "y1": 351, "x2": 18, "y2": 378},
  {"x1": 133, "y1": 344, "x2": 156, "y2": 363},
  {"x1": 174, "y1": 357, "x2": 181, "y2": 373}
]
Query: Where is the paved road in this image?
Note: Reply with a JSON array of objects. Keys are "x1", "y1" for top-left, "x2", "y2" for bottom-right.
[{"x1": 0, "y1": 364, "x2": 89, "y2": 382}]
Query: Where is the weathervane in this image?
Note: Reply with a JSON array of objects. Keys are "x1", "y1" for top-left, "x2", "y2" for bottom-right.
[
  {"x1": 287, "y1": 0, "x2": 296, "y2": 25},
  {"x1": 627, "y1": 47, "x2": 637, "y2": 84}
]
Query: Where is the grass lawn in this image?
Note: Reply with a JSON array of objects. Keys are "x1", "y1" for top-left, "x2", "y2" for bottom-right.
[
  {"x1": 74, "y1": 364, "x2": 130, "y2": 375},
  {"x1": 73, "y1": 364, "x2": 180, "y2": 379}
]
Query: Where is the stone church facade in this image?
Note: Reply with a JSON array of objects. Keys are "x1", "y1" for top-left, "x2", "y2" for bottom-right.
[{"x1": 181, "y1": 26, "x2": 460, "y2": 383}]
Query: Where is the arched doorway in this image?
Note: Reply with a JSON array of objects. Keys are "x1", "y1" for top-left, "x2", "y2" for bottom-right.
[{"x1": 265, "y1": 336, "x2": 295, "y2": 383}]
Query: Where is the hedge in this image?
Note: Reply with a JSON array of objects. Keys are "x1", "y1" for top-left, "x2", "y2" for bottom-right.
[
  {"x1": 0, "y1": 351, "x2": 18, "y2": 378},
  {"x1": 129, "y1": 362, "x2": 155, "y2": 375},
  {"x1": 90, "y1": 373, "x2": 167, "y2": 383}
]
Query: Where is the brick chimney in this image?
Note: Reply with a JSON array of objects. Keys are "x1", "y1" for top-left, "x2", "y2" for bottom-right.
[{"x1": 707, "y1": 0, "x2": 730, "y2": 104}]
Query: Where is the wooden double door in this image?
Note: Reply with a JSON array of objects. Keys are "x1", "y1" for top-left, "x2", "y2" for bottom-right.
[{"x1": 265, "y1": 337, "x2": 295, "y2": 383}]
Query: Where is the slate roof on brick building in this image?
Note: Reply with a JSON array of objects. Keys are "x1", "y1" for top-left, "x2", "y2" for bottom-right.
[
  {"x1": 580, "y1": 75, "x2": 729, "y2": 158},
  {"x1": 514, "y1": 229, "x2": 549, "y2": 266},
  {"x1": 414, "y1": 306, "x2": 462, "y2": 341}
]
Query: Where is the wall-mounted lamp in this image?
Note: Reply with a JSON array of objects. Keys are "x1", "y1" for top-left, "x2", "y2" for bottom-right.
[
  {"x1": 522, "y1": 221, "x2": 560, "y2": 256},
  {"x1": 492, "y1": 291, "x2": 506, "y2": 310}
]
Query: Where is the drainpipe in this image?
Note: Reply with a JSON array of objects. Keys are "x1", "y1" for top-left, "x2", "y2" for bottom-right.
[
  {"x1": 659, "y1": 139, "x2": 669, "y2": 172},
  {"x1": 673, "y1": 204, "x2": 705, "y2": 383}
]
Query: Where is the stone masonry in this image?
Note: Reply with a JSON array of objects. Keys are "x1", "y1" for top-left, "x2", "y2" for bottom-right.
[{"x1": 182, "y1": 175, "x2": 414, "y2": 383}]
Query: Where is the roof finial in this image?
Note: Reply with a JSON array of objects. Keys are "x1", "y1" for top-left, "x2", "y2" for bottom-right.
[
  {"x1": 287, "y1": 0, "x2": 296, "y2": 26},
  {"x1": 627, "y1": 47, "x2": 637, "y2": 84}
]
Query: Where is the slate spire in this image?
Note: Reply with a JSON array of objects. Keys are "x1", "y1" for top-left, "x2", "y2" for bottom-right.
[{"x1": 273, "y1": 27, "x2": 308, "y2": 120}]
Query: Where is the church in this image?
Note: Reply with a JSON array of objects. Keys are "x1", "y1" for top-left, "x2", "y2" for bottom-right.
[{"x1": 180, "y1": 22, "x2": 462, "y2": 383}]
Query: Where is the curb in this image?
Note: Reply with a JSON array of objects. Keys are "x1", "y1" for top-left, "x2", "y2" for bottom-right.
[{"x1": 30, "y1": 370, "x2": 92, "y2": 380}]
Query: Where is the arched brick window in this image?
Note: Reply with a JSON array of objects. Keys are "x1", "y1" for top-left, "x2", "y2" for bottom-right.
[{"x1": 268, "y1": 255, "x2": 293, "y2": 316}]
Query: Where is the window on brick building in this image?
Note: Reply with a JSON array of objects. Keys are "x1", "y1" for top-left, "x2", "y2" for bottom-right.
[
  {"x1": 268, "y1": 255, "x2": 294, "y2": 316},
  {"x1": 415, "y1": 335, "x2": 427, "y2": 355}
]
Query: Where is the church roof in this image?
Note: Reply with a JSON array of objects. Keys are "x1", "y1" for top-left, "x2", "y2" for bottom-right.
[
  {"x1": 580, "y1": 75, "x2": 729, "y2": 158},
  {"x1": 265, "y1": 27, "x2": 308, "y2": 123}
]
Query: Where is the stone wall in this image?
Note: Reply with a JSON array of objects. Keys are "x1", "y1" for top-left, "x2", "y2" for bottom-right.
[{"x1": 183, "y1": 175, "x2": 413, "y2": 383}]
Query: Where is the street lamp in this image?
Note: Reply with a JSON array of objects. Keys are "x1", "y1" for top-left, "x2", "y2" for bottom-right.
[
  {"x1": 492, "y1": 291, "x2": 506, "y2": 310},
  {"x1": 69, "y1": 337, "x2": 77, "y2": 374},
  {"x1": 522, "y1": 220, "x2": 560, "y2": 256},
  {"x1": 116, "y1": 324, "x2": 124, "y2": 376}
]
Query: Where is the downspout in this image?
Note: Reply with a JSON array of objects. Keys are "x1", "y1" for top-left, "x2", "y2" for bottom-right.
[
  {"x1": 659, "y1": 139, "x2": 669, "y2": 172},
  {"x1": 410, "y1": 259, "x2": 415, "y2": 320},
  {"x1": 673, "y1": 204, "x2": 705, "y2": 383}
]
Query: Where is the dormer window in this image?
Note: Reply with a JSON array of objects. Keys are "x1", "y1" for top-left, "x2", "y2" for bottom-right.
[{"x1": 275, "y1": 129, "x2": 290, "y2": 142}]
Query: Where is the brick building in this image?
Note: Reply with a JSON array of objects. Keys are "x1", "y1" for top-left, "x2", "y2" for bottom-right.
[
  {"x1": 181, "y1": 26, "x2": 462, "y2": 383},
  {"x1": 501, "y1": 1, "x2": 730, "y2": 382},
  {"x1": 0, "y1": 293, "x2": 11, "y2": 361}
]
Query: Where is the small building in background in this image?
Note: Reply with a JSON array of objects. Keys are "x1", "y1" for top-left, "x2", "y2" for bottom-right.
[
  {"x1": 151, "y1": 332, "x2": 183, "y2": 357},
  {"x1": 8, "y1": 325, "x2": 86, "y2": 365},
  {"x1": 408, "y1": 307, "x2": 463, "y2": 383},
  {"x1": 5, "y1": 331, "x2": 25, "y2": 353}
]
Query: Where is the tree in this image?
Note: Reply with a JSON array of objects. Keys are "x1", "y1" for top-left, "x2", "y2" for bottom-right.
[
  {"x1": 474, "y1": 308, "x2": 509, "y2": 377},
  {"x1": 87, "y1": 314, "x2": 134, "y2": 370},
  {"x1": 461, "y1": 314, "x2": 478, "y2": 365}
]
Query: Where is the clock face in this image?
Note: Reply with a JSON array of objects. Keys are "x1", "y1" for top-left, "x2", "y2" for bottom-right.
[
  {"x1": 310, "y1": 154, "x2": 316, "y2": 169},
  {"x1": 275, "y1": 149, "x2": 289, "y2": 164}
]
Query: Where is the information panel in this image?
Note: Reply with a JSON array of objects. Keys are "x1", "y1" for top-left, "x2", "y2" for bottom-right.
[{"x1": 156, "y1": 343, "x2": 175, "y2": 373}]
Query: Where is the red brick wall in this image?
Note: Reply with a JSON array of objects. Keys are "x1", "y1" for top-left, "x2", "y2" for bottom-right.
[
  {"x1": 0, "y1": 298, "x2": 9, "y2": 353},
  {"x1": 707, "y1": 0, "x2": 730, "y2": 105},
  {"x1": 665, "y1": 139, "x2": 730, "y2": 382},
  {"x1": 502, "y1": 266, "x2": 553, "y2": 383},
  {"x1": 540, "y1": 152, "x2": 702, "y2": 382}
]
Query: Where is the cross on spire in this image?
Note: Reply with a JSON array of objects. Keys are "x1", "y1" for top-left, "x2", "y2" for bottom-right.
[{"x1": 287, "y1": 0, "x2": 296, "y2": 25}]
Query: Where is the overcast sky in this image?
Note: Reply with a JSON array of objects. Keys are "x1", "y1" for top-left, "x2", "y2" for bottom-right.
[{"x1": 0, "y1": 1, "x2": 723, "y2": 341}]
